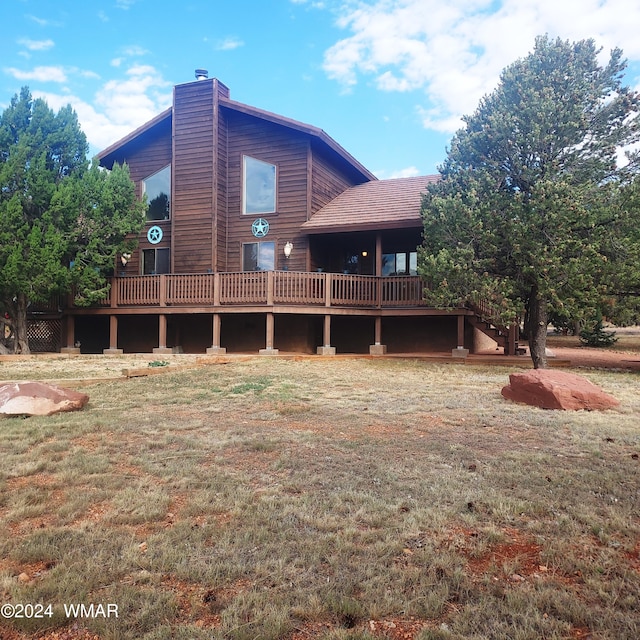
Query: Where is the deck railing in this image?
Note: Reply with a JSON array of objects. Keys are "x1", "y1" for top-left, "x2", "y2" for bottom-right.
[
  {"x1": 220, "y1": 272, "x2": 268, "y2": 304},
  {"x1": 93, "y1": 271, "x2": 431, "y2": 309}
]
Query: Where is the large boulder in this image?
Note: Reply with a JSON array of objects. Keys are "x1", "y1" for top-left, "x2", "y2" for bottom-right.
[
  {"x1": 0, "y1": 382, "x2": 89, "y2": 416},
  {"x1": 501, "y1": 369, "x2": 619, "y2": 411}
]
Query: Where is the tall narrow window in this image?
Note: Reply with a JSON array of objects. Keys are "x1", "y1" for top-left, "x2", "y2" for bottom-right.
[
  {"x1": 143, "y1": 165, "x2": 171, "y2": 221},
  {"x1": 242, "y1": 242, "x2": 275, "y2": 271},
  {"x1": 243, "y1": 156, "x2": 276, "y2": 214},
  {"x1": 143, "y1": 248, "x2": 170, "y2": 274}
]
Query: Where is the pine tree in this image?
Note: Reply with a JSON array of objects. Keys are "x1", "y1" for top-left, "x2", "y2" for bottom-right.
[
  {"x1": 0, "y1": 88, "x2": 145, "y2": 353},
  {"x1": 419, "y1": 36, "x2": 640, "y2": 368}
]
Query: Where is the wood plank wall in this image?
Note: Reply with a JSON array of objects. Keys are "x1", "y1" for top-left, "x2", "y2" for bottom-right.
[
  {"x1": 120, "y1": 120, "x2": 172, "y2": 275},
  {"x1": 311, "y1": 146, "x2": 359, "y2": 212},
  {"x1": 172, "y1": 81, "x2": 215, "y2": 273},
  {"x1": 224, "y1": 110, "x2": 311, "y2": 273},
  {"x1": 114, "y1": 78, "x2": 371, "y2": 277},
  {"x1": 216, "y1": 107, "x2": 229, "y2": 271}
]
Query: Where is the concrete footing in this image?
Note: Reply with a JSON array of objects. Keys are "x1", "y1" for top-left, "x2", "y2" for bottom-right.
[
  {"x1": 369, "y1": 344, "x2": 388, "y2": 355},
  {"x1": 317, "y1": 346, "x2": 336, "y2": 356},
  {"x1": 206, "y1": 346, "x2": 227, "y2": 355}
]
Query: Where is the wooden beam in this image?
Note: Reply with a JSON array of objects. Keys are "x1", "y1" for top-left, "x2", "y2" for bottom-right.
[
  {"x1": 265, "y1": 312, "x2": 274, "y2": 349},
  {"x1": 103, "y1": 315, "x2": 123, "y2": 354},
  {"x1": 457, "y1": 315, "x2": 465, "y2": 347},
  {"x1": 259, "y1": 312, "x2": 279, "y2": 355},
  {"x1": 323, "y1": 314, "x2": 331, "y2": 347},
  {"x1": 158, "y1": 314, "x2": 167, "y2": 348},
  {"x1": 374, "y1": 316, "x2": 382, "y2": 344},
  {"x1": 109, "y1": 315, "x2": 118, "y2": 348}
]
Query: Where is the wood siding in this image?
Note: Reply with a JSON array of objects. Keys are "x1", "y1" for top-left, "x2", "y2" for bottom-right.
[
  {"x1": 215, "y1": 106, "x2": 229, "y2": 271},
  {"x1": 101, "y1": 78, "x2": 373, "y2": 277},
  {"x1": 117, "y1": 121, "x2": 172, "y2": 275},
  {"x1": 172, "y1": 81, "x2": 215, "y2": 273},
  {"x1": 224, "y1": 109, "x2": 311, "y2": 273},
  {"x1": 310, "y1": 145, "x2": 358, "y2": 215}
]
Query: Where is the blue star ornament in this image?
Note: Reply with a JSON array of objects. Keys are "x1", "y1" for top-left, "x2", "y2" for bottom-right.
[
  {"x1": 252, "y1": 218, "x2": 269, "y2": 238},
  {"x1": 147, "y1": 225, "x2": 164, "y2": 244}
]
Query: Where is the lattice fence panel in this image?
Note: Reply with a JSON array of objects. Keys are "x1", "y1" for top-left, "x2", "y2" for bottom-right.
[{"x1": 28, "y1": 319, "x2": 62, "y2": 353}]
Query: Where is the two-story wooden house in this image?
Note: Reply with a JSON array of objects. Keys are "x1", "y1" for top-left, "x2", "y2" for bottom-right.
[{"x1": 56, "y1": 71, "x2": 517, "y2": 356}]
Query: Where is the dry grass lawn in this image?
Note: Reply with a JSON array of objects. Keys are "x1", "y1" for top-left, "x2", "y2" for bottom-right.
[{"x1": 0, "y1": 353, "x2": 639, "y2": 640}]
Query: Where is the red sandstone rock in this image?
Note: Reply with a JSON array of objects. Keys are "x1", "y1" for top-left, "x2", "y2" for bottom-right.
[
  {"x1": 501, "y1": 369, "x2": 619, "y2": 411},
  {"x1": 0, "y1": 382, "x2": 89, "y2": 416}
]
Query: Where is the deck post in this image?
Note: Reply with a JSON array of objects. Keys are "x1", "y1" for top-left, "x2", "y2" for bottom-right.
[
  {"x1": 506, "y1": 324, "x2": 517, "y2": 356},
  {"x1": 369, "y1": 316, "x2": 387, "y2": 355},
  {"x1": 110, "y1": 278, "x2": 119, "y2": 308},
  {"x1": 259, "y1": 312, "x2": 279, "y2": 355},
  {"x1": 213, "y1": 272, "x2": 221, "y2": 306},
  {"x1": 103, "y1": 315, "x2": 123, "y2": 354},
  {"x1": 452, "y1": 315, "x2": 469, "y2": 358},
  {"x1": 60, "y1": 315, "x2": 80, "y2": 354},
  {"x1": 375, "y1": 233, "x2": 383, "y2": 309},
  {"x1": 324, "y1": 273, "x2": 332, "y2": 307},
  {"x1": 159, "y1": 274, "x2": 167, "y2": 307},
  {"x1": 317, "y1": 314, "x2": 336, "y2": 355},
  {"x1": 206, "y1": 313, "x2": 227, "y2": 355},
  {"x1": 266, "y1": 271, "x2": 275, "y2": 306},
  {"x1": 153, "y1": 314, "x2": 173, "y2": 354}
]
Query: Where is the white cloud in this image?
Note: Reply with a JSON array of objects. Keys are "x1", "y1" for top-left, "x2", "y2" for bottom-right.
[
  {"x1": 121, "y1": 45, "x2": 149, "y2": 57},
  {"x1": 32, "y1": 65, "x2": 172, "y2": 154},
  {"x1": 18, "y1": 38, "x2": 55, "y2": 51},
  {"x1": 323, "y1": 0, "x2": 640, "y2": 133},
  {"x1": 290, "y1": 0, "x2": 326, "y2": 6},
  {"x1": 215, "y1": 37, "x2": 245, "y2": 51},
  {"x1": 5, "y1": 66, "x2": 67, "y2": 83},
  {"x1": 377, "y1": 165, "x2": 422, "y2": 179},
  {"x1": 27, "y1": 15, "x2": 52, "y2": 27}
]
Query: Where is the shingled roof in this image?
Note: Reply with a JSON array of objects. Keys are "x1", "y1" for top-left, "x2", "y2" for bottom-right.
[{"x1": 302, "y1": 175, "x2": 439, "y2": 234}]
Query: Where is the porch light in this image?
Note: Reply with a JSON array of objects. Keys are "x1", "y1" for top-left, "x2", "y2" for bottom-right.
[
  {"x1": 120, "y1": 252, "x2": 132, "y2": 267},
  {"x1": 362, "y1": 251, "x2": 368, "y2": 257},
  {"x1": 283, "y1": 242, "x2": 293, "y2": 259}
]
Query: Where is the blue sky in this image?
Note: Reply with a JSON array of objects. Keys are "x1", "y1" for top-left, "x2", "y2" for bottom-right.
[{"x1": 2, "y1": 0, "x2": 640, "y2": 178}]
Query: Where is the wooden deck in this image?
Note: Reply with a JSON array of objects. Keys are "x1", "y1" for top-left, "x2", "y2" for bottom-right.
[
  {"x1": 50, "y1": 272, "x2": 522, "y2": 355},
  {"x1": 87, "y1": 272, "x2": 432, "y2": 311}
]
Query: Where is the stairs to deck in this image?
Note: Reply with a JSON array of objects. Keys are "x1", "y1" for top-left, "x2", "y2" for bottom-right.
[{"x1": 467, "y1": 302, "x2": 524, "y2": 356}]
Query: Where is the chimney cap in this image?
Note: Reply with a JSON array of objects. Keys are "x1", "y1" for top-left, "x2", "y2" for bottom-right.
[{"x1": 195, "y1": 68, "x2": 209, "y2": 80}]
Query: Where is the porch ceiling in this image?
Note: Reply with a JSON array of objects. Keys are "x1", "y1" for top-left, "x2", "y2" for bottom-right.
[{"x1": 302, "y1": 175, "x2": 438, "y2": 234}]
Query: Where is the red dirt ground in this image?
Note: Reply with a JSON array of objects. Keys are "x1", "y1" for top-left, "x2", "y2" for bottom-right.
[{"x1": 1, "y1": 346, "x2": 636, "y2": 640}]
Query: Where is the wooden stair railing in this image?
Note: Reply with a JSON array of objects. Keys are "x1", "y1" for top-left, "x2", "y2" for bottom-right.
[{"x1": 467, "y1": 299, "x2": 523, "y2": 356}]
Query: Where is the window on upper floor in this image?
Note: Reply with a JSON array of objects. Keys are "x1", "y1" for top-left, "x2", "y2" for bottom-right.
[
  {"x1": 143, "y1": 165, "x2": 171, "y2": 221},
  {"x1": 243, "y1": 156, "x2": 276, "y2": 214},
  {"x1": 242, "y1": 241, "x2": 275, "y2": 271},
  {"x1": 382, "y1": 251, "x2": 418, "y2": 276}
]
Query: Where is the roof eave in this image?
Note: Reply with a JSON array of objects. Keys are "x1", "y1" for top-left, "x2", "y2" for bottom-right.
[
  {"x1": 96, "y1": 107, "x2": 172, "y2": 166},
  {"x1": 302, "y1": 217, "x2": 423, "y2": 235}
]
